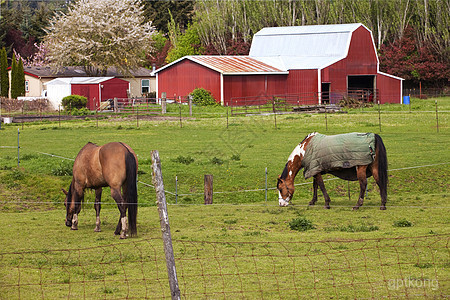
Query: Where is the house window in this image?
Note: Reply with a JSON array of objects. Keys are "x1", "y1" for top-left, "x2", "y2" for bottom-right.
[
  {"x1": 141, "y1": 79, "x2": 150, "y2": 94},
  {"x1": 25, "y1": 80, "x2": 29, "y2": 93}
]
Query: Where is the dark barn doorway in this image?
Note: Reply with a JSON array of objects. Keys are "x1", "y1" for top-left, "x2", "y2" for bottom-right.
[
  {"x1": 347, "y1": 75, "x2": 375, "y2": 103},
  {"x1": 321, "y1": 82, "x2": 330, "y2": 104}
]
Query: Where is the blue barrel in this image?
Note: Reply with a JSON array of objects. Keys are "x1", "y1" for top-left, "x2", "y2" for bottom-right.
[{"x1": 403, "y1": 96, "x2": 410, "y2": 105}]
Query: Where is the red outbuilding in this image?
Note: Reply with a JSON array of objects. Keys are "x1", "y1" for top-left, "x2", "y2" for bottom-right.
[
  {"x1": 71, "y1": 77, "x2": 129, "y2": 110},
  {"x1": 156, "y1": 23, "x2": 403, "y2": 106}
]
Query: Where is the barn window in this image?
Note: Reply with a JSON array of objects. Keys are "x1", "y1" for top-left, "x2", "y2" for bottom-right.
[
  {"x1": 141, "y1": 79, "x2": 150, "y2": 94},
  {"x1": 25, "y1": 80, "x2": 29, "y2": 93}
]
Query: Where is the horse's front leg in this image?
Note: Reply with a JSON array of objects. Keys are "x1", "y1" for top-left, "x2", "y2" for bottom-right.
[
  {"x1": 111, "y1": 188, "x2": 128, "y2": 239},
  {"x1": 309, "y1": 175, "x2": 319, "y2": 206},
  {"x1": 353, "y1": 166, "x2": 368, "y2": 210},
  {"x1": 71, "y1": 192, "x2": 84, "y2": 230},
  {"x1": 316, "y1": 173, "x2": 331, "y2": 209},
  {"x1": 94, "y1": 188, "x2": 102, "y2": 232}
]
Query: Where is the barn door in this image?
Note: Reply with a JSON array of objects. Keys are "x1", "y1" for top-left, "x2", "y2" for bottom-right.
[
  {"x1": 321, "y1": 83, "x2": 330, "y2": 104},
  {"x1": 347, "y1": 75, "x2": 375, "y2": 103}
]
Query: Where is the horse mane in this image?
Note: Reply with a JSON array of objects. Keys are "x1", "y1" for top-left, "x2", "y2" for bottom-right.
[
  {"x1": 280, "y1": 132, "x2": 317, "y2": 180},
  {"x1": 66, "y1": 182, "x2": 73, "y2": 204},
  {"x1": 280, "y1": 163, "x2": 289, "y2": 180}
]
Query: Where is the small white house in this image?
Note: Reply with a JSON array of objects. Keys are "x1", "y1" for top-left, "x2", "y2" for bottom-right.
[{"x1": 44, "y1": 78, "x2": 72, "y2": 109}]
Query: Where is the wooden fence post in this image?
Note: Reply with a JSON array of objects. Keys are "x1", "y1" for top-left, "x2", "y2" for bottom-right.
[
  {"x1": 151, "y1": 150, "x2": 181, "y2": 300},
  {"x1": 161, "y1": 96, "x2": 166, "y2": 114},
  {"x1": 204, "y1": 174, "x2": 213, "y2": 204}
]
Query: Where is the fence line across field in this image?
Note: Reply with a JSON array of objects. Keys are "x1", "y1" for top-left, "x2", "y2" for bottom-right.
[
  {"x1": 2, "y1": 143, "x2": 449, "y2": 195},
  {"x1": 1, "y1": 144, "x2": 449, "y2": 208}
]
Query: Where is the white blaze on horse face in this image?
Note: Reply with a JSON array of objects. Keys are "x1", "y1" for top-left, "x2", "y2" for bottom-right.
[
  {"x1": 278, "y1": 190, "x2": 290, "y2": 207},
  {"x1": 71, "y1": 214, "x2": 78, "y2": 230}
]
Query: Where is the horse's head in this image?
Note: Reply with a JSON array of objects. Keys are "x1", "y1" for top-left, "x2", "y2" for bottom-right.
[
  {"x1": 62, "y1": 184, "x2": 80, "y2": 230},
  {"x1": 277, "y1": 175, "x2": 295, "y2": 206},
  {"x1": 277, "y1": 132, "x2": 317, "y2": 207}
]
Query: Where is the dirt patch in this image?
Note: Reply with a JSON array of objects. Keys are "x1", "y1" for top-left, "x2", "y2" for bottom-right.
[{"x1": 8, "y1": 114, "x2": 190, "y2": 123}]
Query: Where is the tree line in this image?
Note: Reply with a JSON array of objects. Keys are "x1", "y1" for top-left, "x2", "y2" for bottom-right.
[{"x1": 0, "y1": 0, "x2": 448, "y2": 92}]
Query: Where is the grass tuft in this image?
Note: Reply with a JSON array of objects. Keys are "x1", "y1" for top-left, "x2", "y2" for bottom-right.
[
  {"x1": 393, "y1": 219, "x2": 413, "y2": 227},
  {"x1": 289, "y1": 216, "x2": 315, "y2": 231}
]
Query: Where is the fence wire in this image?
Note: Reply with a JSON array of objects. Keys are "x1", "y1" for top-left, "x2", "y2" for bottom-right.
[{"x1": 1, "y1": 145, "x2": 449, "y2": 208}]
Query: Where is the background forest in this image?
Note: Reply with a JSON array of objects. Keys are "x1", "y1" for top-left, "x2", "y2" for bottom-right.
[{"x1": 0, "y1": 0, "x2": 448, "y2": 89}]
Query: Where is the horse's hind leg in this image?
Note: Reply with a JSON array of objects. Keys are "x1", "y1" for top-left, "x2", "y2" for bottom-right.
[
  {"x1": 111, "y1": 188, "x2": 128, "y2": 239},
  {"x1": 372, "y1": 166, "x2": 387, "y2": 210},
  {"x1": 353, "y1": 166, "x2": 368, "y2": 210},
  {"x1": 94, "y1": 188, "x2": 102, "y2": 232},
  {"x1": 315, "y1": 174, "x2": 331, "y2": 209},
  {"x1": 309, "y1": 175, "x2": 319, "y2": 206}
]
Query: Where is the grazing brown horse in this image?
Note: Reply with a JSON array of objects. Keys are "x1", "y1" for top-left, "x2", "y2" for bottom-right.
[
  {"x1": 277, "y1": 132, "x2": 388, "y2": 210},
  {"x1": 63, "y1": 142, "x2": 138, "y2": 238}
]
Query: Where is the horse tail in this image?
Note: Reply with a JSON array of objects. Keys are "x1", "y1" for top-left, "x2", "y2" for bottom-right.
[
  {"x1": 125, "y1": 150, "x2": 138, "y2": 236},
  {"x1": 374, "y1": 134, "x2": 388, "y2": 202}
]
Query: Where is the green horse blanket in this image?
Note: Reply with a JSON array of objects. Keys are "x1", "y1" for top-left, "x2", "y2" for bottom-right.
[{"x1": 302, "y1": 133, "x2": 375, "y2": 179}]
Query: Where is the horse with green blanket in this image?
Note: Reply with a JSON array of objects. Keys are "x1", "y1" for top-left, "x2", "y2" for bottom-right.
[{"x1": 277, "y1": 132, "x2": 388, "y2": 210}]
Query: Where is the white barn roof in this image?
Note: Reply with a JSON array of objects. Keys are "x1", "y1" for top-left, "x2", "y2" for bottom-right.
[
  {"x1": 250, "y1": 23, "x2": 368, "y2": 70},
  {"x1": 70, "y1": 77, "x2": 114, "y2": 84}
]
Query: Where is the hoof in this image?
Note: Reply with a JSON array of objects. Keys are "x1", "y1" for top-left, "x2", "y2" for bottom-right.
[
  {"x1": 70, "y1": 227, "x2": 78, "y2": 230},
  {"x1": 324, "y1": 205, "x2": 330, "y2": 209},
  {"x1": 94, "y1": 228, "x2": 101, "y2": 232},
  {"x1": 308, "y1": 202, "x2": 316, "y2": 206},
  {"x1": 119, "y1": 234, "x2": 127, "y2": 239},
  {"x1": 352, "y1": 206, "x2": 360, "y2": 210},
  {"x1": 380, "y1": 206, "x2": 386, "y2": 210}
]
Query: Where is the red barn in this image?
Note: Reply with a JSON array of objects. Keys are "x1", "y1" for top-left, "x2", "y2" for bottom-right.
[
  {"x1": 71, "y1": 77, "x2": 129, "y2": 110},
  {"x1": 156, "y1": 23, "x2": 403, "y2": 106}
]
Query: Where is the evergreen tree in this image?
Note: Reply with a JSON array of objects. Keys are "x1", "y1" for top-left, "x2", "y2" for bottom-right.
[
  {"x1": 0, "y1": 48, "x2": 9, "y2": 98},
  {"x1": 10, "y1": 54, "x2": 21, "y2": 99},
  {"x1": 17, "y1": 57, "x2": 25, "y2": 97}
]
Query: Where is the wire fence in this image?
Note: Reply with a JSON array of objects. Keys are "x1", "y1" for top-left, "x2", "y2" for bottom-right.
[
  {"x1": 1, "y1": 143, "x2": 449, "y2": 208},
  {"x1": 1, "y1": 235, "x2": 448, "y2": 299}
]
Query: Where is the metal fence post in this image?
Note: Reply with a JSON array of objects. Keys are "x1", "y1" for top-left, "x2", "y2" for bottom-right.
[
  {"x1": 188, "y1": 95, "x2": 192, "y2": 117},
  {"x1": 378, "y1": 100, "x2": 381, "y2": 132},
  {"x1": 435, "y1": 100, "x2": 439, "y2": 133},
  {"x1": 151, "y1": 150, "x2": 181, "y2": 300},
  {"x1": 265, "y1": 167, "x2": 268, "y2": 204}
]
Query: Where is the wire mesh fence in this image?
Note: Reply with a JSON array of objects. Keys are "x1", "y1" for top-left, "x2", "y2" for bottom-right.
[{"x1": 1, "y1": 235, "x2": 448, "y2": 299}]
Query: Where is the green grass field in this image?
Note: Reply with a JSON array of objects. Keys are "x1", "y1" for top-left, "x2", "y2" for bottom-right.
[{"x1": 0, "y1": 98, "x2": 449, "y2": 298}]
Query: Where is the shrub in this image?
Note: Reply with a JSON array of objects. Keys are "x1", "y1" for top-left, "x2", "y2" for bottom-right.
[
  {"x1": 289, "y1": 216, "x2": 315, "y2": 231},
  {"x1": 70, "y1": 107, "x2": 92, "y2": 116},
  {"x1": 189, "y1": 88, "x2": 218, "y2": 106},
  {"x1": 51, "y1": 161, "x2": 73, "y2": 176},
  {"x1": 61, "y1": 95, "x2": 87, "y2": 111},
  {"x1": 393, "y1": 218, "x2": 413, "y2": 227}
]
